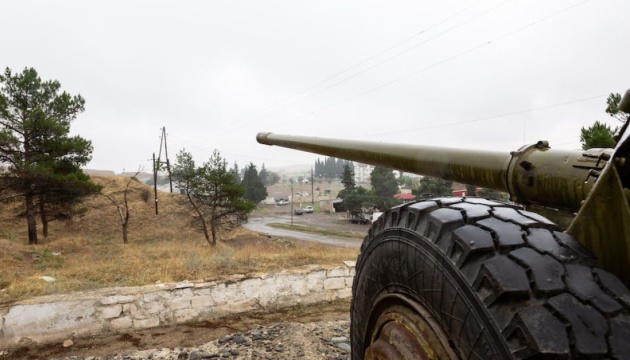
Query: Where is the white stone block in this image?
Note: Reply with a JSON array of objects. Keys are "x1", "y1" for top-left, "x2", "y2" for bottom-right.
[
  {"x1": 286, "y1": 274, "x2": 308, "y2": 295},
  {"x1": 158, "y1": 310, "x2": 173, "y2": 324},
  {"x1": 208, "y1": 284, "x2": 227, "y2": 304},
  {"x1": 343, "y1": 260, "x2": 356, "y2": 268},
  {"x1": 306, "y1": 271, "x2": 326, "y2": 292},
  {"x1": 3, "y1": 301, "x2": 98, "y2": 338},
  {"x1": 276, "y1": 294, "x2": 302, "y2": 307},
  {"x1": 327, "y1": 267, "x2": 349, "y2": 278},
  {"x1": 173, "y1": 308, "x2": 198, "y2": 323},
  {"x1": 168, "y1": 297, "x2": 191, "y2": 311},
  {"x1": 324, "y1": 277, "x2": 346, "y2": 290},
  {"x1": 303, "y1": 292, "x2": 327, "y2": 305},
  {"x1": 191, "y1": 295, "x2": 215, "y2": 310},
  {"x1": 237, "y1": 278, "x2": 263, "y2": 299},
  {"x1": 344, "y1": 277, "x2": 354, "y2": 287},
  {"x1": 336, "y1": 288, "x2": 352, "y2": 299},
  {"x1": 210, "y1": 284, "x2": 241, "y2": 305},
  {"x1": 100, "y1": 295, "x2": 137, "y2": 305},
  {"x1": 101, "y1": 305, "x2": 122, "y2": 319},
  {"x1": 109, "y1": 316, "x2": 132, "y2": 330},
  {"x1": 133, "y1": 317, "x2": 160, "y2": 329},
  {"x1": 143, "y1": 291, "x2": 170, "y2": 303},
  {"x1": 194, "y1": 287, "x2": 213, "y2": 297},
  {"x1": 213, "y1": 299, "x2": 257, "y2": 315},
  {"x1": 143, "y1": 300, "x2": 165, "y2": 315},
  {"x1": 173, "y1": 288, "x2": 194, "y2": 298}
]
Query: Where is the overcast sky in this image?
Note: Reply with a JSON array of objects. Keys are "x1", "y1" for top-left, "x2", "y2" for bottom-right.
[{"x1": 3, "y1": 0, "x2": 629, "y2": 175}]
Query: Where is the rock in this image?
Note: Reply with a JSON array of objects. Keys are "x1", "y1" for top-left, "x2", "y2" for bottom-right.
[
  {"x1": 189, "y1": 350, "x2": 201, "y2": 360},
  {"x1": 62, "y1": 339, "x2": 74, "y2": 348},
  {"x1": 337, "y1": 343, "x2": 351, "y2": 353},
  {"x1": 274, "y1": 344, "x2": 284, "y2": 352},
  {"x1": 233, "y1": 335, "x2": 245, "y2": 344},
  {"x1": 331, "y1": 336, "x2": 348, "y2": 343},
  {"x1": 177, "y1": 351, "x2": 188, "y2": 359}
]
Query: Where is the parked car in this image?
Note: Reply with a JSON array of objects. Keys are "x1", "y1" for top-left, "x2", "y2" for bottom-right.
[
  {"x1": 304, "y1": 206, "x2": 313, "y2": 213},
  {"x1": 276, "y1": 199, "x2": 289, "y2": 205},
  {"x1": 294, "y1": 208, "x2": 304, "y2": 215},
  {"x1": 350, "y1": 214, "x2": 369, "y2": 224}
]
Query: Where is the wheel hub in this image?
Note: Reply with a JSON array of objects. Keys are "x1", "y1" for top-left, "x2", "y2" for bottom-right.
[{"x1": 364, "y1": 294, "x2": 459, "y2": 360}]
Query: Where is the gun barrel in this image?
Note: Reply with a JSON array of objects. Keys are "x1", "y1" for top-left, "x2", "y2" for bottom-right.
[
  {"x1": 257, "y1": 132, "x2": 599, "y2": 212},
  {"x1": 257, "y1": 132, "x2": 510, "y2": 192}
]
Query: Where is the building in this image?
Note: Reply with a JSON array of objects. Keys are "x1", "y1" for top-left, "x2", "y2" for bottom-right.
[{"x1": 354, "y1": 163, "x2": 373, "y2": 184}]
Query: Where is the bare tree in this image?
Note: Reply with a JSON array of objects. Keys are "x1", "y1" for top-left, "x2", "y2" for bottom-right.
[{"x1": 102, "y1": 172, "x2": 140, "y2": 244}]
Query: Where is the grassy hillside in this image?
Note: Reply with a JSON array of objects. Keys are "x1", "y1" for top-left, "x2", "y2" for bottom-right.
[{"x1": 0, "y1": 176, "x2": 358, "y2": 303}]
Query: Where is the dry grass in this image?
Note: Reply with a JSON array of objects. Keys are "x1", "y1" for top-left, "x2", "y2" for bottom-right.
[{"x1": 0, "y1": 176, "x2": 359, "y2": 304}]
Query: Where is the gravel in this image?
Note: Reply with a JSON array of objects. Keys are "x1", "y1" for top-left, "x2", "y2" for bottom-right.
[{"x1": 47, "y1": 319, "x2": 352, "y2": 360}]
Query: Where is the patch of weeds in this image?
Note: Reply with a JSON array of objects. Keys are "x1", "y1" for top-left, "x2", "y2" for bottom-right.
[
  {"x1": 95, "y1": 236, "x2": 115, "y2": 246},
  {"x1": 185, "y1": 253, "x2": 203, "y2": 275},
  {"x1": 210, "y1": 248, "x2": 235, "y2": 274},
  {"x1": 32, "y1": 248, "x2": 64, "y2": 270},
  {"x1": 0, "y1": 232, "x2": 17, "y2": 241},
  {"x1": 0, "y1": 278, "x2": 10, "y2": 290},
  {"x1": 44, "y1": 282, "x2": 61, "y2": 295},
  {"x1": 80, "y1": 279, "x2": 102, "y2": 290}
]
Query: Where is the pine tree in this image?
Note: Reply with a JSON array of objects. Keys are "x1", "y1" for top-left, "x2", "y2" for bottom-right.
[
  {"x1": 242, "y1": 163, "x2": 267, "y2": 203},
  {"x1": 580, "y1": 121, "x2": 616, "y2": 150},
  {"x1": 172, "y1": 150, "x2": 254, "y2": 246},
  {"x1": 0, "y1": 67, "x2": 97, "y2": 244}
]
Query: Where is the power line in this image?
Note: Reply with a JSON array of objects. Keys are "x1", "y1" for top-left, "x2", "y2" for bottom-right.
[
  {"x1": 279, "y1": 0, "x2": 593, "y2": 125},
  {"x1": 218, "y1": 0, "x2": 504, "y2": 135},
  {"x1": 351, "y1": 93, "x2": 605, "y2": 138}
]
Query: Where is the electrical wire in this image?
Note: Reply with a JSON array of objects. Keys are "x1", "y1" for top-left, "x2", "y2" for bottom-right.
[{"x1": 280, "y1": 0, "x2": 593, "y2": 124}]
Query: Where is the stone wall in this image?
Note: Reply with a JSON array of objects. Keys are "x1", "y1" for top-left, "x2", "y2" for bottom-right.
[{"x1": 0, "y1": 261, "x2": 356, "y2": 350}]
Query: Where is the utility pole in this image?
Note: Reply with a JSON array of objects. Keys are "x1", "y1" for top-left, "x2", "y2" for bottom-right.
[
  {"x1": 290, "y1": 182, "x2": 294, "y2": 226},
  {"x1": 153, "y1": 152, "x2": 158, "y2": 215},
  {"x1": 311, "y1": 167, "x2": 314, "y2": 205},
  {"x1": 162, "y1": 127, "x2": 173, "y2": 193},
  {"x1": 156, "y1": 127, "x2": 173, "y2": 193}
]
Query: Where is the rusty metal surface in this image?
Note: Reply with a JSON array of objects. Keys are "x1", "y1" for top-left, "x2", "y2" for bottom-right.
[{"x1": 364, "y1": 296, "x2": 458, "y2": 360}]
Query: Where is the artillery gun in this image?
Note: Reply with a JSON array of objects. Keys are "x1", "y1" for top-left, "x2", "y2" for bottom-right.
[{"x1": 257, "y1": 90, "x2": 630, "y2": 359}]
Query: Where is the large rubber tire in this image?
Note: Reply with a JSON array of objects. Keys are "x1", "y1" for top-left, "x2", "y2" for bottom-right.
[{"x1": 351, "y1": 198, "x2": 630, "y2": 359}]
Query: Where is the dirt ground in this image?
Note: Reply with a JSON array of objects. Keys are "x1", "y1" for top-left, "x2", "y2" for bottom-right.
[{"x1": 7, "y1": 300, "x2": 351, "y2": 360}]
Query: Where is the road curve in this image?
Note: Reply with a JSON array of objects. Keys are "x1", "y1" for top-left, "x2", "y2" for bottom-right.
[{"x1": 244, "y1": 216, "x2": 363, "y2": 248}]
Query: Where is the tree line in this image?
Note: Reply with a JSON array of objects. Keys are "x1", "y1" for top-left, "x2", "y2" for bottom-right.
[{"x1": 314, "y1": 157, "x2": 354, "y2": 179}]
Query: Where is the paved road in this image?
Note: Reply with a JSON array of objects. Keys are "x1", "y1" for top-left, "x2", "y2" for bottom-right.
[{"x1": 244, "y1": 215, "x2": 363, "y2": 248}]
